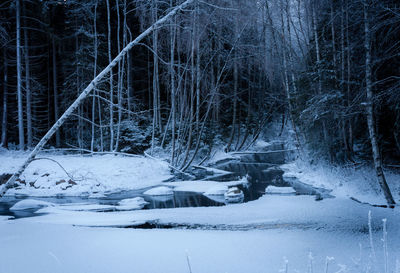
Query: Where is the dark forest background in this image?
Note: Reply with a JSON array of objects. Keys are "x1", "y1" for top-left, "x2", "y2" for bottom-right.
[{"x1": 0, "y1": 0, "x2": 399, "y2": 170}]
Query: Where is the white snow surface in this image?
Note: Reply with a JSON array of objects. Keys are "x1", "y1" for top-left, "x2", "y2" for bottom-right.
[
  {"x1": 0, "y1": 150, "x2": 172, "y2": 197},
  {"x1": 0, "y1": 220, "x2": 388, "y2": 273},
  {"x1": 265, "y1": 186, "x2": 296, "y2": 194},
  {"x1": 2, "y1": 195, "x2": 400, "y2": 272},
  {"x1": 143, "y1": 186, "x2": 173, "y2": 196}
]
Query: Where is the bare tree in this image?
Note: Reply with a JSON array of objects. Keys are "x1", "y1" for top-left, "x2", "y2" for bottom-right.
[{"x1": 363, "y1": 0, "x2": 395, "y2": 205}]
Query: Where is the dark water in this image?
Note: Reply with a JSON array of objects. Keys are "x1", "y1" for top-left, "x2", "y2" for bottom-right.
[{"x1": 0, "y1": 180, "x2": 278, "y2": 219}]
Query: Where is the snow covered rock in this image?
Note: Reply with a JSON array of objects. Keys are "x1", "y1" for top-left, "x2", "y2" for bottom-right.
[
  {"x1": 265, "y1": 186, "x2": 296, "y2": 194},
  {"x1": 143, "y1": 186, "x2": 174, "y2": 196},
  {"x1": 117, "y1": 197, "x2": 148, "y2": 211},
  {"x1": 204, "y1": 185, "x2": 228, "y2": 196},
  {"x1": 224, "y1": 187, "x2": 244, "y2": 203},
  {"x1": 10, "y1": 199, "x2": 54, "y2": 211}
]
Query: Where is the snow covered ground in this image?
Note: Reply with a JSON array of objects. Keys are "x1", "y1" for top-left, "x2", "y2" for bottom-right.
[
  {"x1": 0, "y1": 149, "x2": 172, "y2": 197},
  {"x1": 1, "y1": 195, "x2": 400, "y2": 273},
  {"x1": 2, "y1": 146, "x2": 400, "y2": 273},
  {"x1": 0, "y1": 220, "x2": 386, "y2": 273},
  {"x1": 282, "y1": 157, "x2": 400, "y2": 205}
]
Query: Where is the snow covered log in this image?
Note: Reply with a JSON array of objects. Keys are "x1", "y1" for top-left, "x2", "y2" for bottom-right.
[{"x1": 0, "y1": 0, "x2": 196, "y2": 198}]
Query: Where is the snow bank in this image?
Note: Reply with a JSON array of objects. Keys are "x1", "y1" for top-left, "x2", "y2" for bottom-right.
[
  {"x1": 0, "y1": 150, "x2": 172, "y2": 197},
  {"x1": 165, "y1": 177, "x2": 248, "y2": 194},
  {"x1": 117, "y1": 197, "x2": 148, "y2": 211},
  {"x1": 224, "y1": 187, "x2": 244, "y2": 203},
  {"x1": 143, "y1": 186, "x2": 173, "y2": 196},
  {"x1": 10, "y1": 199, "x2": 54, "y2": 211},
  {"x1": 265, "y1": 186, "x2": 296, "y2": 194},
  {"x1": 281, "y1": 157, "x2": 400, "y2": 204}
]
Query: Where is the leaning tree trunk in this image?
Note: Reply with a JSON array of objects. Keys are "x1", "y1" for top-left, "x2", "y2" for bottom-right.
[
  {"x1": 0, "y1": 0, "x2": 196, "y2": 198},
  {"x1": 363, "y1": 2, "x2": 395, "y2": 205}
]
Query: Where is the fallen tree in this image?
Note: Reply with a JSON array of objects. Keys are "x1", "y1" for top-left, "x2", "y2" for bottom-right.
[{"x1": 0, "y1": 0, "x2": 195, "y2": 197}]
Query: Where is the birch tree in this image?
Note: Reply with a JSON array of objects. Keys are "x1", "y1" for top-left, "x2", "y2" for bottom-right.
[{"x1": 0, "y1": 0, "x2": 197, "y2": 197}]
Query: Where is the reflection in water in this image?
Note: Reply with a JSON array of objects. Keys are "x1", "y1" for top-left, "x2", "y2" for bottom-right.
[{"x1": 143, "y1": 191, "x2": 225, "y2": 209}]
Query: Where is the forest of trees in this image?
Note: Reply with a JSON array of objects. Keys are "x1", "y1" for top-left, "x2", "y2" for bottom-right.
[{"x1": 0, "y1": 0, "x2": 399, "y2": 188}]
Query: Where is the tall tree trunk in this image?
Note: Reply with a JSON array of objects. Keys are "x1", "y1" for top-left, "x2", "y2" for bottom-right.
[
  {"x1": 195, "y1": 0, "x2": 200, "y2": 133},
  {"x1": 151, "y1": 0, "x2": 161, "y2": 153},
  {"x1": 16, "y1": 0, "x2": 24, "y2": 150},
  {"x1": 125, "y1": 0, "x2": 133, "y2": 115},
  {"x1": 312, "y1": 2, "x2": 328, "y2": 143},
  {"x1": 180, "y1": 9, "x2": 197, "y2": 167},
  {"x1": 75, "y1": 34, "x2": 82, "y2": 149},
  {"x1": 23, "y1": 2, "x2": 32, "y2": 148},
  {"x1": 115, "y1": 0, "x2": 122, "y2": 151},
  {"x1": 170, "y1": 0, "x2": 177, "y2": 164},
  {"x1": 285, "y1": 0, "x2": 298, "y2": 117},
  {"x1": 227, "y1": 0, "x2": 239, "y2": 152},
  {"x1": 363, "y1": 1, "x2": 395, "y2": 205},
  {"x1": 275, "y1": 0, "x2": 301, "y2": 149},
  {"x1": 52, "y1": 36, "x2": 60, "y2": 147},
  {"x1": 91, "y1": 0, "x2": 98, "y2": 152},
  {"x1": 346, "y1": 0, "x2": 353, "y2": 155},
  {"x1": 330, "y1": 1, "x2": 337, "y2": 76},
  {"x1": 106, "y1": 0, "x2": 114, "y2": 151},
  {"x1": 340, "y1": 0, "x2": 350, "y2": 155},
  {"x1": 1, "y1": 50, "x2": 7, "y2": 148}
]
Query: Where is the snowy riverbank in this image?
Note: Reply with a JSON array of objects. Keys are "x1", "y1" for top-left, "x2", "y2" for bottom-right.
[
  {"x1": 0, "y1": 149, "x2": 172, "y2": 197},
  {"x1": 282, "y1": 157, "x2": 400, "y2": 205}
]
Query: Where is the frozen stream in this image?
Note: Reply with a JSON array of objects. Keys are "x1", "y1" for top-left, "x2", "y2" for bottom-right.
[
  {"x1": 0, "y1": 180, "x2": 297, "y2": 219},
  {"x1": 0, "y1": 146, "x2": 332, "y2": 219}
]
